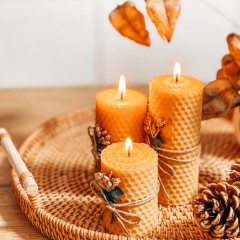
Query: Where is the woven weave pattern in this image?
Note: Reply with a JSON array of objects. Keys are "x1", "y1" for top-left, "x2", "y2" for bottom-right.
[{"x1": 11, "y1": 106, "x2": 240, "y2": 240}]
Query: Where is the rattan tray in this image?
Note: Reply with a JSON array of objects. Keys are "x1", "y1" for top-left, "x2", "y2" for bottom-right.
[{"x1": 11, "y1": 106, "x2": 240, "y2": 240}]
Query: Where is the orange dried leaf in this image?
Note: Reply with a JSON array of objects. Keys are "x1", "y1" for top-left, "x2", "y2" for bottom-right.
[
  {"x1": 109, "y1": 1, "x2": 150, "y2": 46},
  {"x1": 227, "y1": 33, "x2": 240, "y2": 67},
  {"x1": 202, "y1": 78, "x2": 240, "y2": 120},
  {"x1": 146, "y1": 0, "x2": 181, "y2": 42},
  {"x1": 217, "y1": 54, "x2": 240, "y2": 89},
  {"x1": 146, "y1": 0, "x2": 169, "y2": 40},
  {"x1": 165, "y1": 0, "x2": 181, "y2": 42}
]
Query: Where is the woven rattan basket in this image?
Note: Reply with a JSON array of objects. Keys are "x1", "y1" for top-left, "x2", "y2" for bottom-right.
[{"x1": 11, "y1": 106, "x2": 240, "y2": 240}]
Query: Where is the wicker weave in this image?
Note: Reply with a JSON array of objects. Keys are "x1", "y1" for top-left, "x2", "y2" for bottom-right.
[{"x1": 11, "y1": 106, "x2": 240, "y2": 240}]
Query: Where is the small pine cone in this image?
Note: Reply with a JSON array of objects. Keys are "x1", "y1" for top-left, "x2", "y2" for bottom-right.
[
  {"x1": 227, "y1": 161, "x2": 240, "y2": 184},
  {"x1": 193, "y1": 182, "x2": 240, "y2": 239}
]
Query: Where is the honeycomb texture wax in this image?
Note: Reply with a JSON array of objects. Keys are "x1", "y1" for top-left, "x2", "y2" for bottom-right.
[
  {"x1": 96, "y1": 89, "x2": 147, "y2": 143},
  {"x1": 101, "y1": 142, "x2": 158, "y2": 237},
  {"x1": 149, "y1": 74, "x2": 203, "y2": 205}
]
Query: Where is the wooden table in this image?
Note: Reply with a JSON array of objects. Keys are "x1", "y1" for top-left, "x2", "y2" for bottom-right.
[{"x1": 0, "y1": 86, "x2": 147, "y2": 239}]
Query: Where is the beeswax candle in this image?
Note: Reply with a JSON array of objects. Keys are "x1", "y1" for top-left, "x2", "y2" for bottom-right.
[
  {"x1": 149, "y1": 64, "x2": 203, "y2": 205},
  {"x1": 101, "y1": 140, "x2": 158, "y2": 237},
  {"x1": 96, "y1": 76, "x2": 147, "y2": 143}
]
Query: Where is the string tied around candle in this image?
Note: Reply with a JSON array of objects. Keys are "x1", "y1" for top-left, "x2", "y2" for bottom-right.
[
  {"x1": 155, "y1": 143, "x2": 201, "y2": 199},
  {"x1": 144, "y1": 112, "x2": 201, "y2": 199},
  {"x1": 90, "y1": 180, "x2": 159, "y2": 237}
]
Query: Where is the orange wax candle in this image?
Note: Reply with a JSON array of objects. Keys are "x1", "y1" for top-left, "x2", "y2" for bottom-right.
[
  {"x1": 101, "y1": 139, "x2": 158, "y2": 237},
  {"x1": 96, "y1": 75, "x2": 147, "y2": 143},
  {"x1": 149, "y1": 62, "x2": 203, "y2": 205}
]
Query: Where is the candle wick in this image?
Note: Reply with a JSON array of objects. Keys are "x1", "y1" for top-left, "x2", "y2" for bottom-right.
[
  {"x1": 176, "y1": 74, "x2": 179, "y2": 84},
  {"x1": 121, "y1": 91, "x2": 123, "y2": 101},
  {"x1": 128, "y1": 146, "x2": 131, "y2": 157}
]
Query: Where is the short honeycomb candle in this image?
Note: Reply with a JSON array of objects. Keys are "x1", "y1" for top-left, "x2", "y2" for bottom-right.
[
  {"x1": 149, "y1": 63, "x2": 203, "y2": 205},
  {"x1": 96, "y1": 75, "x2": 147, "y2": 143},
  {"x1": 101, "y1": 140, "x2": 158, "y2": 237}
]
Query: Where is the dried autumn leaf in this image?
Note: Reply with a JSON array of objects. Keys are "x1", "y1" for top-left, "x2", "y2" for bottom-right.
[
  {"x1": 146, "y1": 0, "x2": 169, "y2": 40},
  {"x1": 227, "y1": 33, "x2": 240, "y2": 67},
  {"x1": 165, "y1": 0, "x2": 181, "y2": 42},
  {"x1": 109, "y1": 1, "x2": 150, "y2": 46},
  {"x1": 202, "y1": 78, "x2": 240, "y2": 120},
  {"x1": 217, "y1": 54, "x2": 240, "y2": 89},
  {"x1": 146, "y1": 0, "x2": 181, "y2": 42}
]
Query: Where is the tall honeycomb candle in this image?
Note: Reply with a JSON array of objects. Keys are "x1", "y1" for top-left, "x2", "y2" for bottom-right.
[
  {"x1": 101, "y1": 139, "x2": 158, "y2": 237},
  {"x1": 149, "y1": 62, "x2": 203, "y2": 205},
  {"x1": 96, "y1": 75, "x2": 147, "y2": 143}
]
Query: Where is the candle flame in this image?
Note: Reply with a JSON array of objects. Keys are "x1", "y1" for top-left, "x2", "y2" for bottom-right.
[
  {"x1": 118, "y1": 74, "x2": 126, "y2": 100},
  {"x1": 125, "y1": 137, "x2": 133, "y2": 157},
  {"x1": 174, "y1": 62, "x2": 181, "y2": 83}
]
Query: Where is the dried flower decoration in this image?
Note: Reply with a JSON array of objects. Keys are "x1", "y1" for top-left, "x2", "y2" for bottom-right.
[
  {"x1": 95, "y1": 124, "x2": 111, "y2": 150},
  {"x1": 94, "y1": 171, "x2": 124, "y2": 224},
  {"x1": 95, "y1": 171, "x2": 121, "y2": 192},
  {"x1": 88, "y1": 124, "x2": 111, "y2": 172},
  {"x1": 144, "y1": 113, "x2": 166, "y2": 148}
]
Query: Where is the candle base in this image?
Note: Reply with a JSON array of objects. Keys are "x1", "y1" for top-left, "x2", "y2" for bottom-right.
[
  {"x1": 143, "y1": 113, "x2": 201, "y2": 205},
  {"x1": 100, "y1": 142, "x2": 159, "y2": 237},
  {"x1": 158, "y1": 157, "x2": 199, "y2": 205},
  {"x1": 102, "y1": 197, "x2": 158, "y2": 238},
  {"x1": 148, "y1": 74, "x2": 203, "y2": 206}
]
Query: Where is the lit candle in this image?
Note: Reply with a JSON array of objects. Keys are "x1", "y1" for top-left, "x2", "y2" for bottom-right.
[
  {"x1": 148, "y1": 62, "x2": 204, "y2": 205},
  {"x1": 125, "y1": 137, "x2": 133, "y2": 157},
  {"x1": 96, "y1": 75, "x2": 147, "y2": 143},
  {"x1": 101, "y1": 138, "x2": 158, "y2": 237},
  {"x1": 118, "y1": 74, "x2": 126, "y2": 100},
  {"x1": 174, "y1": 61, "x2": 181, "y2": 83}
]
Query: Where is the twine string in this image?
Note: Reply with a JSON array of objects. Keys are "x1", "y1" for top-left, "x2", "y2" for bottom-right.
[
  {"x1": 154, "y1": 142, "x2": 201, "y2": 198},
  {"x1": 152, "y1": 143, "x2": 200, "y2": 154},
  {"x1": 158, "y1": 159, "x2": 174, "y2": 176},
  {"x1": 90, "y1": 181, "x2": 159, "y2": 237}
]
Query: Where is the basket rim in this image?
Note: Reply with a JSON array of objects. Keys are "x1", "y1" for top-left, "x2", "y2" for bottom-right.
[
  {"x1": 10, "y1": 106, "x2": 237, "y2": 240},
  {"x1": 11, "y1": 105, "x2": 125, "y2": 240}
]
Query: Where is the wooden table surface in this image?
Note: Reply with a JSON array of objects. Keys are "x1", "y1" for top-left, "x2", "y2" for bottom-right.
[{"x1": 0, "y1": 86, "x2": 147, "y2": 240}]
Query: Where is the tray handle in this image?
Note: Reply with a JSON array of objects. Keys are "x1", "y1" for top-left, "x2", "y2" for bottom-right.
[{"x1": 0, "y1": 128, "x2": 40, "y2": 208}]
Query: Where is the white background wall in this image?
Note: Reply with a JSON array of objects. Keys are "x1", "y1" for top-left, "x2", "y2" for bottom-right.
[{"x1": 0, "y1": 0, "x2": 239, "y2": 88}]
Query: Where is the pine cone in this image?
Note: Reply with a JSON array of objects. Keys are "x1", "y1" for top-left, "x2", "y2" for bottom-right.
[
  {"x1": 193, "y1": 182, "x2": 240, "y2": 239},
  {"x1": 226, "y1": 161, "x2": 240, "y2": 184}
]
